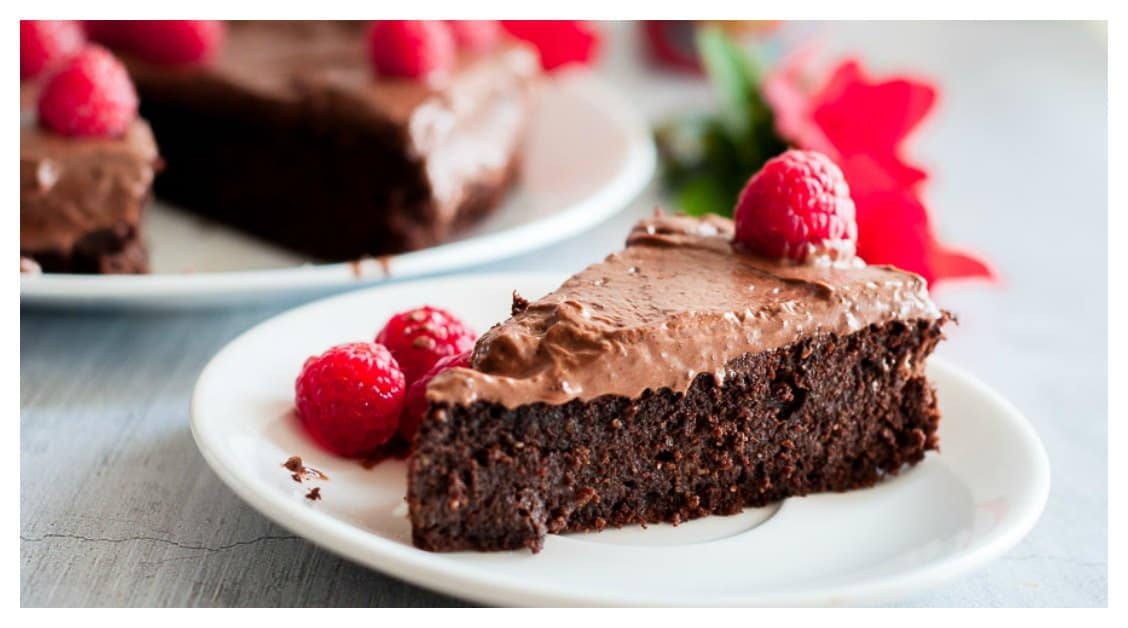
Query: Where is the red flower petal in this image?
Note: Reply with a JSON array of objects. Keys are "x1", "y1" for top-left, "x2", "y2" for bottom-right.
[
  {"x1": 810, "y1": 60, "x2": 936, "y2": 181},
  {"x1": 928, "y1": 244, "x2": 996, "y2": 282},
  {"x1": 764, "y1": 55, "x2": 993, "y2": 287},
  {"x1": 845, "y1": 157, "x2": 932, "y2": 281},
  {"x1": 500, "y1": 20, "x2": 600, "y2": 72},
  {"x1": 847, "y1": 156, "x2": 994, "y2": 285},
  {"x1": 763, "y1": 48, "x2": 837, "y2": 157}
]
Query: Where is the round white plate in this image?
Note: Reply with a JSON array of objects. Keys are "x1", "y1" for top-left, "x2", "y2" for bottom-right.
[
  {"x1": 22, "y1": 72, "x2": 655, "y2": 309},
  {"x1": 190, "y1": 272, "x2": 1051, "y2": 607}
]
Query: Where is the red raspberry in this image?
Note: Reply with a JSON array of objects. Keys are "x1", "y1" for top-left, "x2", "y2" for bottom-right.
[
  {"x1": 114, "y1": 20, "x2": 226, "y2": 65},
  {"x1": 399, "y1": 350, "x2": 471, "y2": 443},
  {"x1": 733, "y1": 149, "x2": 858, "y2": 262},
  {"x1": 37, "y1": 46, "x2": 138, "y2": 138},
  {"x1": 295, "y1": 342, "x2": 406, "y2": 458},
  {"x1": 21, "y1": 20, "x2": 85, "y2": 79},
  {"x1": 445, "y1": 20, "x2": 501, "y2": 53},
  {"x1": 367, "y1": 21, "x2": 455, "y2": 80},
  {"x1": 375, "y1": 306, "x2": 476, "y2": 386}
]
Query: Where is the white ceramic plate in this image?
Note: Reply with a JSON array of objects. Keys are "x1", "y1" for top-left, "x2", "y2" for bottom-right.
[
  {"x1": 21, "y1": 72, "x2": 655, "y2": 309},
  {"x1": 190, "y1": 273, "x2": 1051, "y2": 607}
]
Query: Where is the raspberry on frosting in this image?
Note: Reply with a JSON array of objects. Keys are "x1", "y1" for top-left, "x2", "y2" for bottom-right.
[
  {"x1": 375, "y1": 305, "x2": 476, "y2": 386},
  {"x1": 37, "y1": 45, "x2": 138, "y2": 138},
  {"x1": 367, "y1": 20, "x2": 456, "y2": 80},
  {"x1": 294, "y1": 342, "x2": 407, "y2": 458},
  {"x1": 21, "y1": 20, "x2": 85, "y2": 79},
  {"x1": 399, "y1": 350, "x2": 471, "y2": 443},
  {"x1": 733, "y1": 149, "x2": 858, "y2": 263}
]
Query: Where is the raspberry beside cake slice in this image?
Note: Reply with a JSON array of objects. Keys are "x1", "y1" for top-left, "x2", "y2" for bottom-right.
[{"x1": 408, "y1": 151, "x2": 951, "y2": 552}]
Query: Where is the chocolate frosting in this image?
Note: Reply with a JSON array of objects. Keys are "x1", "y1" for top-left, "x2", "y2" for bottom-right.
[
  {"x1": 20, "y1": 120, "x2": 159, "y2": 254},
  {"x1": 427, "y1": 213, "x2": 942, "y2": 408},
  {"x1": 122, "y1": 22, "x2": 537, "y2": 136}
]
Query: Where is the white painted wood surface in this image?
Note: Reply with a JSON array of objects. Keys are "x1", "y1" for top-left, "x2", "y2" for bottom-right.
[{"x1": 20, "y1": 21, "x2": 1106, "y2": 606}]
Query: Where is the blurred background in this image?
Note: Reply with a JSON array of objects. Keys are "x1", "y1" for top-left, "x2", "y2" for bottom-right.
[{"x1": 21, "y1": 21, "x2": 1107, "y2": 606}]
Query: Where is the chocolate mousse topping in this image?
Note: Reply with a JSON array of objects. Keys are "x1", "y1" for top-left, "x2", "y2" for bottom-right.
[
  {"x1": 20, "y1": 120, "x2": 160, "y2": 268},
  {"x1": 427, "y1": 212, "x2": 942, "y2": 408}
]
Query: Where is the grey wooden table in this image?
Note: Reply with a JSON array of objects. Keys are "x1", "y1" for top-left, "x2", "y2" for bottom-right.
[{"x1": 21, "y1": 22, "x2": 1107, "y2": 606}]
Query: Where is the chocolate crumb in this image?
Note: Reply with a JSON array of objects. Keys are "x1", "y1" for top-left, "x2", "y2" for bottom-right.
[
  {"x1": 307, "y1": 466, "x2": 328, "y2": 481},
  {"x1": 305, "y1": 487, "x2": 322, "y2": 501},
  {"x1": 282, "y1": 455, "x2": 329, "y2": 482},
  {"x1": 511, "y1": 291, "x2": 530, "y2": 316}
]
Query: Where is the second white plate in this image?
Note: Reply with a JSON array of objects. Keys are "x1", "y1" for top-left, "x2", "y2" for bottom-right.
[
  {"x1": 190, "y1": 272, "x2": 1050, "y2": 607},
  {"x1": 22, "y1": 72, "x2": 656, "y2": 308}
]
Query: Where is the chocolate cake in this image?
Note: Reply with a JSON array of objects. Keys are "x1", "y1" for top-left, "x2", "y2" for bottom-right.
[
  {"x1": 20, "y1": 110, "x2": 160, "y2": 274},
  {"x1": 408, "y1": 213, "x2": 949, "y2": 552},
  {"x1": 116, "y1": 21, "x2": 539, "y2": 260}
]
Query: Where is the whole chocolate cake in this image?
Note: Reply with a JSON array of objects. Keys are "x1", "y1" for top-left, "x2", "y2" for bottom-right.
[
  {"x1": 408, "y1": 213, "x2": 950, "y2": 552},
  {"x1": 118, "y1": 21, "x2": 539, "y2": 260}
]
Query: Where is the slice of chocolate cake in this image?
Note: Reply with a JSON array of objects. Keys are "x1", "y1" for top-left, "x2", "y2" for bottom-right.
[
  {"x1": 116, "y1": 21, "x2": 538, "y2": 260},
  {"x1": 408, "y1": 213, "x2": 949, "y2": 552},
  {"x1": 20, "y1": 117, "x2": 160, "y2": 274}
]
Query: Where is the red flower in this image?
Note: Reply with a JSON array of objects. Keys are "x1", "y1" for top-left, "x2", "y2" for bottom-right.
[
  {"x1": 500, "y1": 21, "x2": 600, "y2": 72},
  {"x1": 764, "y1": 55, "x2": 993, "y2": 286}
]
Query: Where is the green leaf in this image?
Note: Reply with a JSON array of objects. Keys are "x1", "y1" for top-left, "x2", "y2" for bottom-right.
[
  {"x1": 655, "y1": 28, "x2": 791, "y2": 219},
  {"x1": 695, "y1": 26, "x2": 760, "y2": 140},
  {"x1": 675, "y1": 173, "x2": 735, "y2": 218}
]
